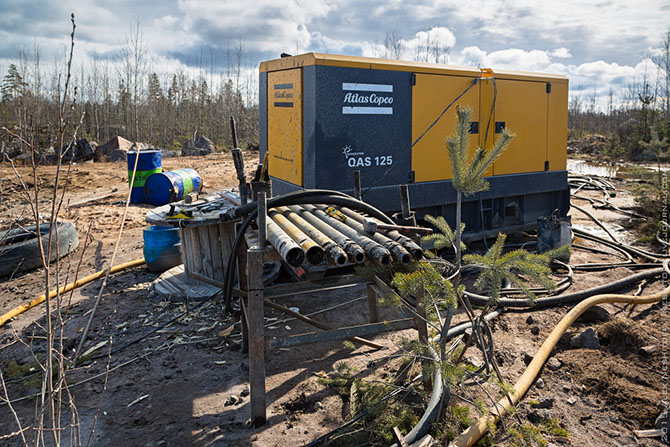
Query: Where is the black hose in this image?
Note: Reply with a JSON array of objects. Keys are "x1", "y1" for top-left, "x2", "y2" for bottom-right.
[
  {"x1": 574, "y1": 227, "x2": 669, "y2": 262},
  {"x1": 464, "y1": 267, "x2": 663, "y2": 307}
]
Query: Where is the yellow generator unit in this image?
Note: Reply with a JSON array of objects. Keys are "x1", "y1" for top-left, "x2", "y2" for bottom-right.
[{"x1": 259, "y1": 53, "x2": 569, "y2": 238}]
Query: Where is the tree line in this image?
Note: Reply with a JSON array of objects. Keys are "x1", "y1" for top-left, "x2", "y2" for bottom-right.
[
  {"x1": 0, "y1": 23, "x2": 259, "y2": 157},
  {"x1": 1, "y1": 24, "x2": 669, "y2": 162},
  {"x1": 568, "y1": 30, "x2": 670, "y2": 160}
]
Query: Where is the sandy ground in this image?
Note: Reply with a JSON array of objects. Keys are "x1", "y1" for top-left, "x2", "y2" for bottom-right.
[{"x1": 0, "y1": 155, "x2": 667, "y2": 447}]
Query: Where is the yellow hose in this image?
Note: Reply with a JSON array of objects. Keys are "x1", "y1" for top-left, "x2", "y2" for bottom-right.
[
  {"x1": 0, "y1": 258, "x2": 145, "y2": 328},
  {"x1": 449, "y1": 261, "x2": 670, "y2": 447}
]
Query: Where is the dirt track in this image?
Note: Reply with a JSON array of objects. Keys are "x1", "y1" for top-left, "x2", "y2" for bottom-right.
[{"x1": 0, "y1": 154, "x2": 667, "y2": 446}]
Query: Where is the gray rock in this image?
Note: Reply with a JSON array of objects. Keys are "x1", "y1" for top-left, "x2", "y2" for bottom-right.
[
  {"x1": 547, "y1": 357, "x2": 562, "y2": 371},
  {"x1": 95, "y1": 136, "x2": 134, "y2": 162},
  {"x1": 570, "y1": 327, "x2": 600, "y2": 349},
  {"x1": 182, "y1": 135, "x2": 215, "y2": 156},
  {"x1": 576, "y1": 305, "x2": 610, "y2": 323},
  {"x1": 224, "y1": 395, "x2": 239, "y2": 406},
  {"x1": 523, "y1": 352, "x2": 534, "y2": 366},
  {"x1": 531, "y1": 326, "x2": 540, "y2": 335},
  {"x1": 465, "y1": 355, "x2": 484, "y2": 369},
  {"x1": 535, "y1": 378, "x2": 545, "y2": 389},
  {"x1": 567, "y1": 396, "x2": 577, "y2": 405},
  {"x1": 526, "y1": 315, "x2": 535, "y2": 325},
  {"x1": 562, "y1": 384, "x2": 572, "y2": 392},
  {"x1": 640, "y1": 345, "x2": 657, "y2": 356},
  {"x1": 528, "y1": 408, "x2": 550, "y2": 423},
  {"x1": 559, "y1": 332, "x2": 572, "y2": 345}
]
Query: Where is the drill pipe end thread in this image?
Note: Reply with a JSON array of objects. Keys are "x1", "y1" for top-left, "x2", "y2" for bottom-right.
[
  {"x1": 285, "y1": 246, "x2": 305, "y2": 267},
  {"x1": 343, "y1": 242, "x2": 366, "y2": 263},
  {"x1": 325, "y1": 245, "x2": 348, "y2": 265},
  {"x1": 388, "y1": 244, "x2": 412, "y2": 264},
  {"x1": 305, "y1": 245, "x2": 325, "y2": 265}
]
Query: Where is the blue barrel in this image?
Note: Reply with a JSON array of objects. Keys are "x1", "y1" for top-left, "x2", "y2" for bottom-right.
[
  {"x1": 143, "y1": 225, "x2": 182, "y2": 272},
  {"x1": 144, "y1": 168, "x2": 203, "y2": 206},
  {"x1": 127, "y1": 149, "x2": 162, "y2": 203}
]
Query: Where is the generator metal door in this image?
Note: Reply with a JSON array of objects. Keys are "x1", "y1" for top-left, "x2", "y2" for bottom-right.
[
  {"x1": 546, "y1": 80, "x2": 568, "y2": 172},
  {"x1": 411, "y1": 73, "x2": 480, "y2": 183},
  {"x1": 267, "y1": 69, "x2": 303, "y2": 186},
  {"x1": 493, "y1": 79, "x2": 548, "y2": 175},
  {"x1": 304, "y1": 66, "x2": 412, "y2": 191}
]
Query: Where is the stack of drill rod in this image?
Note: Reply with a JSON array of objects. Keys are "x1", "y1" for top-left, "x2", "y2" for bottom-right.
[{"x1": 262, "y1": 204, "x2": 424, "y2": 267}]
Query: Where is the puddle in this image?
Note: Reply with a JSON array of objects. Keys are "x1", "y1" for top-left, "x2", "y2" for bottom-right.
[
  {"x1": 571, "y1": 223, "x2": 634, "y2": 246},
  {"x1": 567, "y1": 159, "x2": 618, "y2": 177},
  {"x1": 637, "y1": 163, "x2": 670, "y2": 172}
]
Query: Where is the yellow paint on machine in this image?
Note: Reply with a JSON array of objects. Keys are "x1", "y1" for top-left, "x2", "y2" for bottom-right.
[
  {"x1": 262, "y1": 53, "x2": 568, "y2": 186},
  {"x1": 493, "y1": 79, "x2": 548, "y2": 175},
  {"x1": 410, "y1": 69, "x2": 567, "y2": 181},
  {"x1": 547, "y1": 81, "x2": 568, "y2": 171},
  {"x1": 267, "y1": 69, "x2": 303, "y2": 186},
  {"x1": 411, "y1": 73, "x2": 480, "y2": 182}
]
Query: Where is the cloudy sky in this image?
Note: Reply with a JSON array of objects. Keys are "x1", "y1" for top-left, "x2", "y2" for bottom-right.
[{"x1": 0, "y1": 0, "x2": 669, "y2": 107}]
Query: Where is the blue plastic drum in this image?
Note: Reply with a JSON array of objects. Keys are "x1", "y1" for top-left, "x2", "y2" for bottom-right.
[
  {"x1": 144, "y1": 168, "x2": 203, "y2": 206},
  {"x1": 127, "y1": 149, "x2": 162, "y2": 203},
  {"x1": 143, "y1": 225, "x2": 182, "y2": 272}
]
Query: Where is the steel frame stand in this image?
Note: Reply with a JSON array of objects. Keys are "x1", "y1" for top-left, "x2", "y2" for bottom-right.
[{"x1": 235, "y1": 233, "x2": 422, "y2": 426}]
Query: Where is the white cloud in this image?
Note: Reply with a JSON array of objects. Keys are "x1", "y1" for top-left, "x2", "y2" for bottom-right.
[
  {"x1": 399, "y1": 27, "x2": 456, "y2": 63},
  {"x1": 552, "y1": 47, "x2": 572, "y2": 59},
  {"x1": 176, "y1": 0, "x2": 334, "y2": 54},
  {"x1": 0, "y1": 0, "x2": 667, "y2": 112},
  {"x1": 454, "y1": 47, "x2": 553, "y2": 72}
]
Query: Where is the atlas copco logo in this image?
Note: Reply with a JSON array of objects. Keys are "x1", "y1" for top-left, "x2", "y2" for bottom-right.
[{"x1": 341, "y1": 83, "x2": 394, "y2": 115}]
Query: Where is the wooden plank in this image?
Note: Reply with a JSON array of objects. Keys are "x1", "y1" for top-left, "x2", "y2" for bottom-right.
[
  {"x1": 247, "y1": 248, "x2": 266, "y2": 426},
  {"x1": 366, "y1": 283, "x2": 379, "y2": 323},
  {"x1": 197, "y1": 226, "x2": 214, "y2": 279},
  {"x1": 190, "y1": 272, "x2": 225, "y2": 289},
  {"x1": 634, "y1": 429, "x2": 662, "y2": 438},
  {"x1": 186, "y1": 227, "x2": 203, "y2": 275},
  {"x1": 240, "y1": 295, "x2": 249, "y2": 353},
  {"x1": 68, "y1": 188, "x2": 118, "y2": 208},
  {"x1": 179, "y1": 228, "x2": 193, "y2": 279},
  {"x1": 151, "y1": 265, "x2": 219, "y2": 300},
  {"x1": 209, "y1": 224, "x2": 225, "y2": 283},
  {"x1": 219, "y1": 222, "x2": 235, "y2": 268},
  {"x1": 393, "y1": 427, "x2": 409, "y2": 447},
  {"x1": 268, "y1": 318, "x2": 415, "y2": 349}
]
